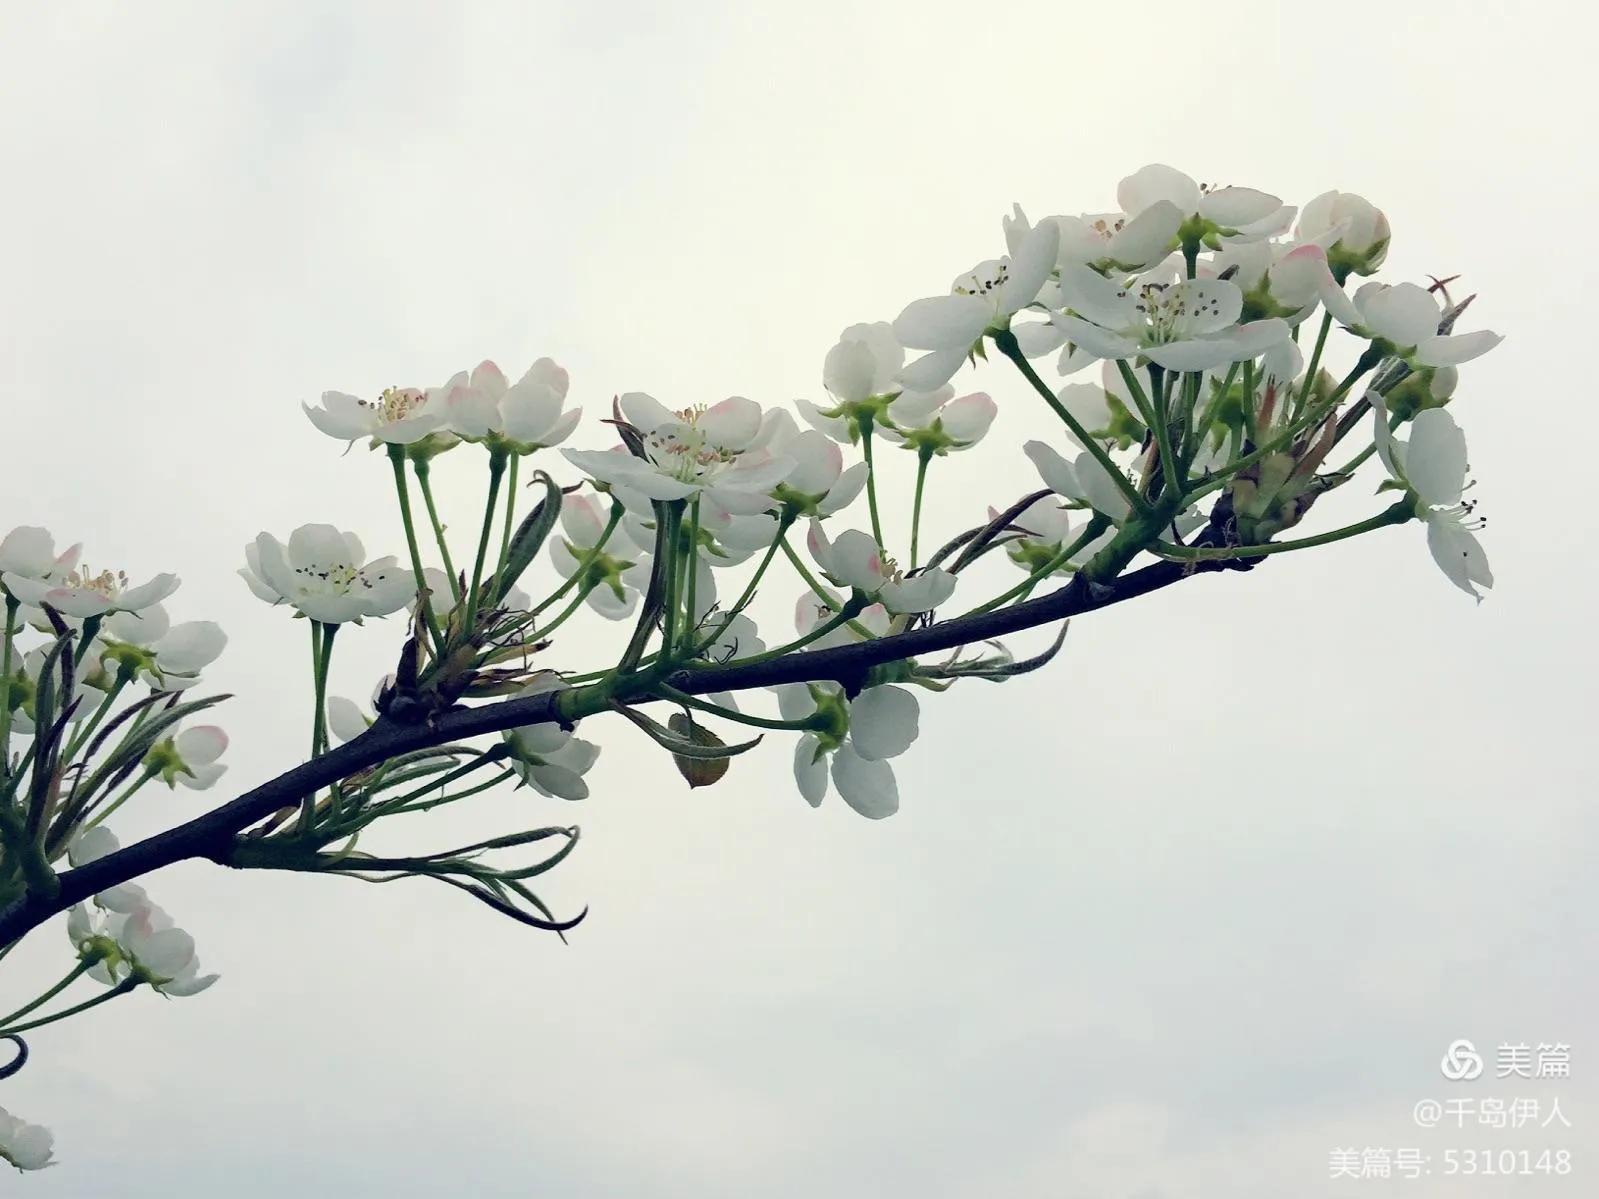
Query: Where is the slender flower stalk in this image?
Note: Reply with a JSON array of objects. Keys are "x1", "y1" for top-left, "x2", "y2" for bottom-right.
[{"x1": 413, "y1": 462, "x2": 461, "y2": 601}]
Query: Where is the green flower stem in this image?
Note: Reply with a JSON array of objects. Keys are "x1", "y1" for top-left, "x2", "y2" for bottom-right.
[
  {"x1": 465, "y1": 451, "x2": 508, "y2": 631},
  {"x1": 681, "y1": 498, "x2": 701, "y2": 654},
  {"x1": 860, "y1": 420, "x2": 888, "y2": 552},
  {"x1": 60, "y1": 672, "x2": 129, "y2": 766},
  {"x1": 413, "y1": 462, "x2": 461, "y2": 601},
  {"x1": 528, "y1": 587, "x2": 589, "y2": 643},
  {"x1": 497, "y1": 454, "x2": 520, "y2": 575},
  {"x1": 995, "y1": 332, "x2": 1150, "y2": 515},
  {"x1": 0, "y1": 960, "x2": 93, "y2": 1028},
  {"x1": 658, "y1": 505, "x2": 684, "y2": 662},
  {"x1": 962, "y1": 515, "x2": 1110, "y2": 617},
  {"x1": 388, "y1": 445, "x2": 446, "y2": 653},
  {"x1": 0, "y1": 596, "x2": 18, "y2": 772},
  {"x1": 1239, "y1": 358, "x2": 1258, "y2": 444},
  {"x1": 654, "y1": 684, "x2": 821, "y2": 733},
  {"x1": 777, "y1": 535, "x2": 873, "y2": 640},
  {"x1": 1142, "y1": 363, "x2": 1182, "y2": 499},
  {"x1": 1116, "y1": 359, "x2": 1158, "y2": 430},
  {"x1": 0, "y1": 976, "x2": 138, "y2": 1037},
  {"x1": 694, "y1": 513, "x2": 792, "y2": 655},
  {"x1": 1296, "y1": 312, "x2": 1333, "y2": 417},
  {"x1": 532, "y1": 501, "x2": 623, "y2": 617},
  {"x1": 909, "y1": 449, "x2": 931, "y2": 570},
  {"x1": 1154, "y1": 501, "x2": 1413, "y2": 561},
  {"x1": 300, "y1": 620, "x2": 336, "y2": 833}
]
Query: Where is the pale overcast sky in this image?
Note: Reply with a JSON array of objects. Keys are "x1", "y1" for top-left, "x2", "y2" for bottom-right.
[{"x1": 2, "y1": 2, "x2": 1595, "y2": 1196}]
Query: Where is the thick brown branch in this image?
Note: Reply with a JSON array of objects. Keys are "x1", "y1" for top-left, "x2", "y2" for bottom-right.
[{"x1": 0, "y1": 552, "x2": 1237, "y2": 946}]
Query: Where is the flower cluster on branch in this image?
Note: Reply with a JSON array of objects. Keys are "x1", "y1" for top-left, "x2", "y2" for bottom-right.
[{"x1": 0, "y1": 164, "x2": 1502, "y2": 1167}]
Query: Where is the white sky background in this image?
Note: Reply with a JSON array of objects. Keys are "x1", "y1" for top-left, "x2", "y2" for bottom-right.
[{"x1": 2, "y1": 2, "x2": 1596, "y2": 1195}]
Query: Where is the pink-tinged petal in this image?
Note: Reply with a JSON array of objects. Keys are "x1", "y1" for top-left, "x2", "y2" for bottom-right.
[
  {"x1": 561, "y1": 494, "x2": 610, "y2": 546},
  {"x1": 784, "y1": 430, "x2": 843, "y2": 495},
  {"x1": 891, "y1": 294, "x2": 991, "y2": 351},
  {"x1": 698, "y1": 396, "x2": 763, "y2": 450},
  {"x1": 896, "y1": 348, "x2": 968, "y2": 392},
  {"x1": 1117, "y1": 163, "x2": 1200, "y2": 216},
  {"x1": 880, "y1": 568, "x2": 955, "y2": 614},
  {"x1": 830, "y1": 745, "x2": 899, "y2": 819},
  {"x1": 617, "y1": 391, "x2": 676, "y2": 434},
  {"x1": 1414, "y1": 330, "x2": 1502, "y2": 367},
  {"x1": 518, "y1": 357, "x2": 569, "y2": 399},
  {"x1": 469, "y1": 359, "x2": 508, "y2": 397}
]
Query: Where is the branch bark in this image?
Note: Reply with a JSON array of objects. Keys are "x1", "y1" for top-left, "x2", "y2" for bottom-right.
[{"x1": 0, "y1": 551, "x2": 1241, "y2": 946}]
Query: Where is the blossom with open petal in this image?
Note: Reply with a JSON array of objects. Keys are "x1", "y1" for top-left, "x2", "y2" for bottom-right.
[
  {"x1": 0, "y1": 1107, "x2": 54, "y2": 1172},
  {"x1": 548, "y1": 493, "x2": 648, "y2": 620},
  {"x1": 150, "y1": 724, "x2": 229, "y2": 790},
  {"x1": 563, "y1": 394, "x2": 793, "y2": 514},
  {"x1": 100, "y1": 606, "x2": 227, "y2": 691},
  {"x1": 1053, "y1": 266, "x2": 1289, "y2": 371},
  {"x1": 793, "y1": 591, "x2": 891, "y2": 650},
  {"x1": 501, "y1": 674, "x2": 601, "y2": 800},
  {"x1": 877, "y1": 390, "x2": 997, "y2": 455},
  {"x1": 806, "y1": 521, "x2": 955, "y2": 613},
  {"x1": 1024, "y1": 439, "x2": 1135, "y2": 523},
  {"x1": 0, "y1": 527, "x2": 81, "y2": 596},
  {"x1": 2, "y1": 557, "x2": 178, "y2": 620},
  {"x1": 115, "y1": 901, "x2": 219, "y2": 996},
  {"x1": 443, "y1": 358, "x2": 581, "y2": 452},
  {"x1": 763, "y1": 424, "x2": 868, "y2": 516},
  {"x1": 1118, "y1": 163, "x2": 1292, "y2": 243},
  {"x1": 995, "y1": 496, "x2": 1114, "y2": 576},
  {"x1": 774, "y1": 681, "x2": 918, "y2": 819},
  {"x1": 240, "y1": 525, "x2": 413, "y2": 623},
  {"x1": 891, "y1": 217, "x2": 1060, "y2": 390},
  {"x1": 1315, "y1": 271, "x2": 1502, "y2": 366},
  {"x1": 1371, "y1": 396, "x2": 1492, "y2": 600},
  {"x1": 303, "y1": 385, "x2": 445, "y2": 446}
]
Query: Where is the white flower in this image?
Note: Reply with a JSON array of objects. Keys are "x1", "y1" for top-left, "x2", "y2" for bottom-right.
[
  {"x1": 760, "y1": 419, "x2": 868, "y2": 514},
  {"x1": 698, "y1": 612, "x2": 766, "y2": 663},
  {"x1": 1315, "y1": 269, "x2": 1503, "y2": 366},
  {"x1": 775, "y1": 681, "x2": 919, "y2": 819},
  {"x1": 1117, "y1": 163, "x2": 1293, "y2": 243},
  {"x1": 326, "y1": 694, "x2": 373, "y2": 744},
  {"x1": 891, "y1": 216, "x2": 1061, "y2": 390},
  {"x1": 0, "y1": 526, "x2": 81, "y2": 593},
  {"x1": 550, "y1": 493, "x2": 649, "y2": 620},
  {"x1": 793, "y1": 591, "x2": 891, "y2": 649},
  {"x1": 1044, "y1": 206, "x2": 1182, "y2": 274},
  {"x1": 1024, "y1": 439, "x2": 1135, "y2": 523},
  {"x1": 1053, "y1": 367, "x2": 1147, "y2": 453},
  {"x1": 820, "y1": 321, "x2": 904, "y2": 403},
  {"x1": 0, "y1": 1106, "x2": 54, "y2": 1172},
  {"x1": 563, "y1": 394, "x2": 793, "y2": 514},
  {"x1": 1, "y1": 557, "x2": 178, "y2": 620},
  {"x1": 115, "y1": 901, "x2": 219, "y2": 996},
  {"x1": 1296, "y1": 190, "x2": 1390, "y2": 274},
  {"x1": 442, "y1": 358, "x2": 582, "y2": 451},
  {"x1": 1371, "y1": 397, "x2": 1493, "y2": 601},
  {"x1": 240, "y1": 525, "x2": 413, "y2": 624},
  {"x1": 1054, "y1": 265, "x2": 1289, "y2": 371},
  {"x1": 877, "y1": 389, "x2": 997, "y2": 454},
  {"x1": 102, "y1": 606, "x2": 227, "y2": 691},
  {"x1": 805, "y1": 521, "x2": 955, "y2": 614},
  {"x1": 161, "y1": 725, "x2": 230, "y2": 790},
  {"x1": 303, "y1": 385, "x2": 445, "y2": 445}
]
